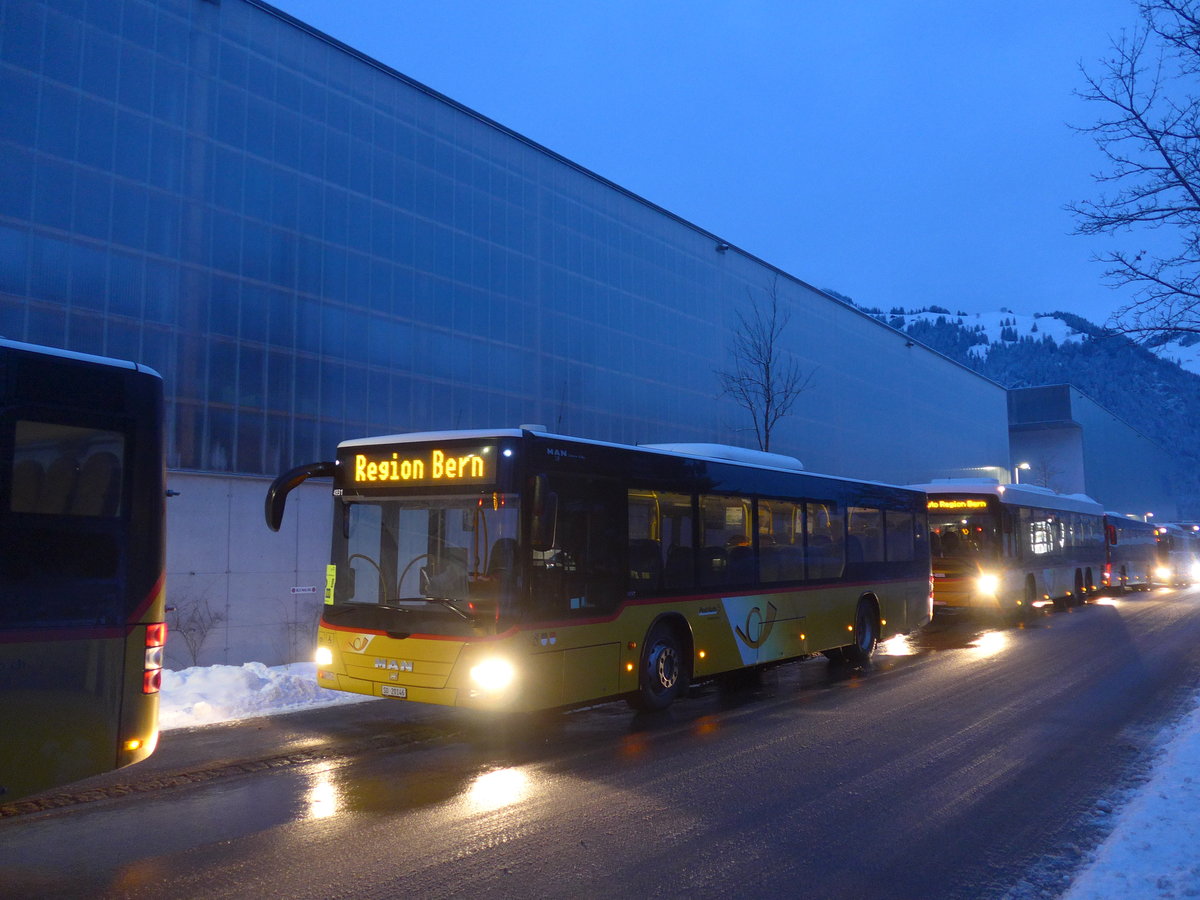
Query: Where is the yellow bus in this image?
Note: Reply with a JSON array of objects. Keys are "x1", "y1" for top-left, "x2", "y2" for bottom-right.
[
  {"x1": 0, "y1": 341, "x2": 166, "y2": 802},
  {"x1": 914, "y1": 480, "x2": 1106, "y2": 619},
  {"x1": 266, "y1": 428, "x2": 931, "y2": 712}
]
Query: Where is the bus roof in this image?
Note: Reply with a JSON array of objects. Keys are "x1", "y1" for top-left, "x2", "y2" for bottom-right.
[
  {"x1": 338, "y1": 428, "x2": 916, "y2": 492},
  {"x1": 911, "y1": 479, "x2": 1105, "y2": 515},
  {"x1": 0, "y1": 338, "x2": 162, "y2": 379}
]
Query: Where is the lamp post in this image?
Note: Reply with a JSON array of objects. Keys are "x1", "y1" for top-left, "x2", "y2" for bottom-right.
[{"x1": 1013, "y1": 462, "x2": 1030, "y2": 484}]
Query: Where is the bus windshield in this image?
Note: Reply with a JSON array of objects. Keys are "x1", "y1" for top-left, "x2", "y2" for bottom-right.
[
  {"x1": 930, "y1": 507, "x2": 1000, "y2": 560},
  {"x1": 334, "y1": 494, "x2": 521, "y2": 622}
]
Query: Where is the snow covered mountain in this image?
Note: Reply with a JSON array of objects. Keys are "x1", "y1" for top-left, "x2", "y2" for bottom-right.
[
  {"x1": 870, "y1": 305, "x2": 1200, "y2": 377},
  {"x1": 832, "y1": 297, "x2": 1200, "y2": 517}
]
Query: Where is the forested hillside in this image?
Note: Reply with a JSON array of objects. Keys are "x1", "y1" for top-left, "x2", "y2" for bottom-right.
[{"x1": 840, "y1": 297, "x2": 1200, "y2": 517}]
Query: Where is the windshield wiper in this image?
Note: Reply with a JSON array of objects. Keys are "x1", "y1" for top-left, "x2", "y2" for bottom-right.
[
  {"x1": 424, "y1": 597, "x2": 471, "y2": 620},
  {"x1": 390, "y1": 596, "x2": 472, "y2": 620}
]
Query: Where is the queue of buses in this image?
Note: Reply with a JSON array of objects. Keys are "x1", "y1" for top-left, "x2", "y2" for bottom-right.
[
  {"x1": 5, "y1": 338, "x2": 1197, "y2": 801},
  {"x1": 267, "y1": 426, "x2": 1200, "y2": 718}
]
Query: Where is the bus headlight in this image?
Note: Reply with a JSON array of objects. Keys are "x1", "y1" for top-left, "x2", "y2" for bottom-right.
[
  {"x1": 470, "y1": 658, "x2": 516, "y2": 692},
  {"x1": 315, "y1": 646, "x2": 334, "y2": 666},
  {"x1": 976, "y1": 573, "x2": 1000, "y2": 596},
  {"x1": 1155, "y1": 566, "x2": 1173, "y2": 581}
]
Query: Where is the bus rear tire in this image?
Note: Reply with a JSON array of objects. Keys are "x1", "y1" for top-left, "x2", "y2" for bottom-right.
[
  {"x1": 628, "y1": 621, "x2": 689, "y2": 711},
  {"x1": 843, "y1": 597, "x2": 880, "y2": 666}
]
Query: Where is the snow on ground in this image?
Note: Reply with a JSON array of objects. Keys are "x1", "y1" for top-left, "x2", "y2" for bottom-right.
[
  {"x1": 1061, "y1": 693, "x2": 1200, "y2": 900},
  {"x1": 158, "y1": 662, "x2": 374, "y2": 730},
  {"x1": 159, "y1": 661, "x2": 1200, "y2": 896}
]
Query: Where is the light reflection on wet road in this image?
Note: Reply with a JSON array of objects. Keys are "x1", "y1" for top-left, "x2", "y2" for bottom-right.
[{"x1": 4, "y1": 588, "x2": 1200, "y2": 899}]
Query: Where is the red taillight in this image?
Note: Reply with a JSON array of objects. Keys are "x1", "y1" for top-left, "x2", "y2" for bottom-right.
[
  {"x1": 143, "y1": 622, "x2": 166, "y2": 694},
  {"x1": 146, "y1": 622, "x2": 167, "y2": 647}
]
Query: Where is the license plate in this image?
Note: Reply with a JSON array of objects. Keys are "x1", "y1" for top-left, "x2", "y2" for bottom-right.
[{"x1": 381, "y1": 685, "x2": 407, "y2": 698}]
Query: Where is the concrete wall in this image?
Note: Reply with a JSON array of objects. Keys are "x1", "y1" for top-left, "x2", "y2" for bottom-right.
[
  {"x1": 1008, "y1": 385, "x2": 1179, "y2": 519},
  {"x1": 164, "y1": 471, "x2": 332, "y2": 669}
]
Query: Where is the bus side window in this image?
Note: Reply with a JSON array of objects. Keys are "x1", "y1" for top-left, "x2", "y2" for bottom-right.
[
  {"x1": 806, "y1": 501, "x2": 844, "y2": 579},
  {"x1": 700, "y1": 495, "x2": 756, "y2": 585},
  {"x1": 847, "y1": 506, "x2": 884, "y2": 562},
  {"x1": 761, "y1": 499, "x2": 804, "y2": 582},
  {"x1": 885, "y1": 509, "x2": 915, "y2": 562},
  {"x1": 628, "y1": 490, "x2": 694, "y2": 593}
]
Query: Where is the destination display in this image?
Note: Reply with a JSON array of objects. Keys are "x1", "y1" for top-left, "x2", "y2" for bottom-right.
[
  {"x1": 348, "y1": 444, "x2": 496, "y2": 488},
  {"x1": 927, "y1": 498, "x2": 990, "y2": 511}
]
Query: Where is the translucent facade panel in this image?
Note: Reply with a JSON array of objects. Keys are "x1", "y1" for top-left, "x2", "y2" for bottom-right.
[{"x1": 0, "y1": 0, "x2": 1008, "y2": 484}]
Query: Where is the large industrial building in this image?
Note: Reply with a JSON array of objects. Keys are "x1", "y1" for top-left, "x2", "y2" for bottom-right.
[
  {"x1": 3, "y1": 0, "x2": 1017, "y2": 665},
  {"x1": 1008, "y1": 385, "x2": 1179, "y2": 520}
]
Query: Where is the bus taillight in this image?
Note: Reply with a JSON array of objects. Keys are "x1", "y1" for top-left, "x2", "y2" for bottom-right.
[{"x1": 143, "y1": 622, "x2": 167, "y2": 694}]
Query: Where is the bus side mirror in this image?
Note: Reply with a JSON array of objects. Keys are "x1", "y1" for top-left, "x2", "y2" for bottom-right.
[
  {"x1": 531, "y1": 474, "x2": 558, "y2": 552},
  {"x1": 265, "y1": 461, "x2": 336, "y2": 531}
]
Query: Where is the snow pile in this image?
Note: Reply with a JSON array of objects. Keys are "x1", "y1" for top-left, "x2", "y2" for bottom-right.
[
  {"x1": 159, "y1": 662, "x2": 374, "y2": 730},
  {"x1": 1063, "y1": 696, "x2": 1200, "y2": 899}
]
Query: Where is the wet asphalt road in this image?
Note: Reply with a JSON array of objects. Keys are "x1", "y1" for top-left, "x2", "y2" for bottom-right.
[{"x1": 3, "y1": 588, "x2": 1200, "y2": 900}]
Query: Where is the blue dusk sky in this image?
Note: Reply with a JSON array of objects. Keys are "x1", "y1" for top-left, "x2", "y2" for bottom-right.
[{"x1": 269, "y1": 0, "x2": 1150, "y2": 325}]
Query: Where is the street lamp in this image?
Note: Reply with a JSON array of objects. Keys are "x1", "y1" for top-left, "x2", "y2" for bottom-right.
[{"x1": 1013, "y1": 462, "x2": 1030, "y2": 484}]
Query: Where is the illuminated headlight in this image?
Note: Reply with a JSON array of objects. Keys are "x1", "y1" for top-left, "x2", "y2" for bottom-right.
[
  {"x1": 1155, "y1": 566, "x2": 1173, "y2": 581},
  {"x1": 1191, "y1": 562, "x2": 1200, "y2": 580},
  {"x1": 469, "y1": 658, "x2": 516, "y2": 692},
  {"x1": 315, "y1": 646, "x2": 334, "y2": 666},
  {"x1": 976, "y1": 573, "x2": 1001, "y2": 596}
]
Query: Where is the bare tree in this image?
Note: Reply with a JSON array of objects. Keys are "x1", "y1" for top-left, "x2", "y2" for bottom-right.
[
  {"x1": 167, "y1": 589, "x2": 226, "y2": 667},
  {"x1": 717, "y1": 277, "x2": 815, "y2": 451},
  {"x1": 1070, "y1": 0, "x2": 1200, "y2": 337},
  {"x1": 272, "y1": 595, "x2": 323, "y2": 667},
  {"x1": 1025, "y1": 452, "x2": 1067, "y2": 494}
]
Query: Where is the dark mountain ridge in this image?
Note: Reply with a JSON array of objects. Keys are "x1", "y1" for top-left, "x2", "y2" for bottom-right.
[{"x1": 835, "y1": 296, "x2": 1200, "y2": 517}]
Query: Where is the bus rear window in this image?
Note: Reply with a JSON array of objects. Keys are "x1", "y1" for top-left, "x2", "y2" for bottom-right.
[{"x1": 11, "y1": 421, "x2": 125, "y2": 517}]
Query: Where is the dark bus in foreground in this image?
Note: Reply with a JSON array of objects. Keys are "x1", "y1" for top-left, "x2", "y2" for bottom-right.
[{"x1": 0, "y1": 341, "x2": 166, "y2": 801}]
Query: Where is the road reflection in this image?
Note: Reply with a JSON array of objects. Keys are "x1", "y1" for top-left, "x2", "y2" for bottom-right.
[
  {"x1": 305, "y1": 762, "x2": 340, "y2": 820},
  {"x1": 466, "y1": 767, "x2": 529, "y2": 812}
]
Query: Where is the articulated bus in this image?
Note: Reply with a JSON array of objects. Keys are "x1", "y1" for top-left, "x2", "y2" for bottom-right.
[
  {"x1": 913, "y1": 480, "x2": 1106, "y2": 619},
  {"x1": 266, "y1": 428, "x2": 931, "y2": 712},
  {"x1": 0, "y1": 341, "x2": 166, "y2": 802},
  {"x1": 1103, "y1": 514, "x2": 1158, "y2": 592},
  {"x1": 1153, "y1": 523, "x2": 1200, "y2": 586}
]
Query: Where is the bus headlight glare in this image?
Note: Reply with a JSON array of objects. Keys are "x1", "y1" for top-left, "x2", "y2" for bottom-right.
[
  {"x1": 315, "y1": 646, "x2": 334, "y2": 666},
  {"x1": 1155, "y1": 566, "x2": 1173, "y2": 581},
  {"x1": 976, "y1": 573, "x2": 1000, "y2": 596},
  {"x1": 470, "y1": 658, "x2": 516, "y2": 692}
]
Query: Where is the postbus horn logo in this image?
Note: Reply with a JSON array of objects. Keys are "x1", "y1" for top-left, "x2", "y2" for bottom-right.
[{"x1": 736, "y1": 602, "x2": 778, "y2": 649}]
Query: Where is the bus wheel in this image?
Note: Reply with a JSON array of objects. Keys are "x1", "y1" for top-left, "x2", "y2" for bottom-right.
[
  {"x1": 1010, "y1": 577, "x2": 1037, "y2": 624},
  {"x1": 628, "y1": 621, "x2": 689, "y2": 711},
  {"x1": 843, "y1": 598, "x2": 880, "y2": 666},
  {"x1": 1072, "y1": 570, "x2": 1086, "y2": 607}
]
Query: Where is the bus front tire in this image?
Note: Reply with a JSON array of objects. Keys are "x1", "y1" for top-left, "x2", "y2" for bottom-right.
[{"x1": 628, "y1": 622, "x2": 689, "y2": 711}]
